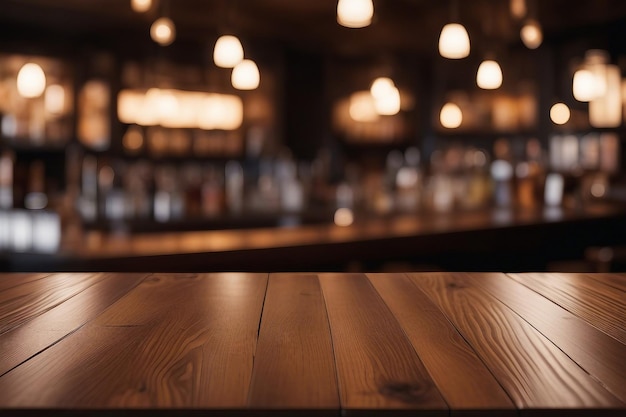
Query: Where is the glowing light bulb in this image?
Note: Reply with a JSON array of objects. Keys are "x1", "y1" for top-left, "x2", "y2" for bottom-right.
[
  {"x1": 44, "y1": 84, "x2": 65, "y2": 114},
  {"x1": 17, "y1": 63, "x2": 46, "y2": 98},
  {"x1": 214, "y1": 35, "x2": 244, "y2": 68},
  {"x1": 440, "y1": 102, "x2": 462, "y2": 128},
  {"x1": 130, "y1": 0, "x2": 151, "y2": 12},
  {"x1": 521, "y1": 19, "x2": 542, "y2": 49},
  {"x1": 476, "y1": 60, "x2": 503, "y2": 90},
  {"x1": 150, "y1": 17, "x2": 176, "y2": 46},
  {"x1": 572, "y1": 69, "x2": 597, "y2": 102},
  {"x1": 373, "y1": 85, "x2": 401, "y2": 115},
  {"x1": 370, "y1": 77, "x2": 395, "y2": 99},
  {"x1": 438, "y1": 23, "x2": 470, "y2": 59},
  {"x1": 231, "y1": 59, "x2": 260, "y2": 90},
  {"x1": 550, "y1": 102, "x2": 570, "y2": 125},
  {"x1": 337, "y1": 0, "x2": 374, "y2": 28},
  {"x1": 334, "y1": 208, "x2": 354, "y2": 227},
  {"x1": 510, "y1": 0, "x2": 527, "y2": 20},
  {"x1": 349, "y1": 91, "x2": 378, "y2": 122}
]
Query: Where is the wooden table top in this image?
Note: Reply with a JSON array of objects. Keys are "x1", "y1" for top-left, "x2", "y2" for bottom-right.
[{"x1": 0, "y1": 272, "x2": 624, "y2": 416}]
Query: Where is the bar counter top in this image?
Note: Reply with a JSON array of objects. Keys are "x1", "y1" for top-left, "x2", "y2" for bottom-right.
[
  {"x1": 0, "y1": 272, "x2": 624, "y2": 415},
  {"x1": 4, "y1": 202, "x2": 626, "y2": 271}
]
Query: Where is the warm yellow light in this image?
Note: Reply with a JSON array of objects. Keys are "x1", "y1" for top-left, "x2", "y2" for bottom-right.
[
  {"x1": 349, "y1": 91, "x2": 378, "y2": 122},
  {"x1": 44, "y1": 84, "x2": 65, "y2": 115},
  {"x1": 589, "y1": 64, "x2": 622, "y2": 128},
  {"x1": 550, "y1": 102, "x2": 570, "y2": 125},
  {"x1": 213, "y1": 35, "x2": 244, "y2": 68},
  {"x1": 440, "y1": 102, "x2": 462, "y2": 128},
  {"x1": 370, "y1": 77, "x2": 395, "y2": 99},
  {"x1": 374, "y1": 86, "x2": 401, "y2": 116},
  {"x1": 231, "y1": 59, "x2": 260, "y2": 90},
  {"x1": 118, "y1": 89, "x2": 243, "y2": 130},
  {"x1": 150, "y1": 17, "x2": 176, "y2": 46},
  {"x1": 521, "y1": 19, "x2": 542, "y2": 49},
  {"x1": 334, "y1": 208, "x2": 354, "y2": 227},
  {"x1": 572, "y1": 69, "x2": 597, "y2": 102},
  {"x1": 117, "y1": 90, "x2": 144, "y2": 124},
  {"x1": 122, "y1": 125, "x2": 144, "y2": 151},
  {"x1": 130, "y1": 0, "x2": 151, "y2": 12},
  {"x1": 17, "y1": 63, "x2": 46, "y2": 98},
  {"x1": 337, "y1": 0, "x2": 374, "y2": 28},
  {"x1": 438, "y1": 23, "x2": 470, "y2": 59},
  {"x1": 510, "y1": 0, "x2": 527, "y2": 19},
  {"x1": 476, "y1": 60, "x2": 503, "y2": 90},
  {"x1": 198, "y1": 95, "x2": 244, "y2": 130}
]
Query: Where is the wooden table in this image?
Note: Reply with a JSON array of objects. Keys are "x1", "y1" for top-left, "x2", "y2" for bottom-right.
[{"x1": 0, "y1": 272, "x2": 624, "y2": 416}]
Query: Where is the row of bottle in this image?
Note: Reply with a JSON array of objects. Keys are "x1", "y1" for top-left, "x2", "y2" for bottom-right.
[{"x1": 0, "y1": 134, "x2": 618, "y2": 229}]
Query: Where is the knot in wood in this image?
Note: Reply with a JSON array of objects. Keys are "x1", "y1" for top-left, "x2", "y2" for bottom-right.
[{"x1": 379, "y1": 382, "x2": 429, "y2": 404}]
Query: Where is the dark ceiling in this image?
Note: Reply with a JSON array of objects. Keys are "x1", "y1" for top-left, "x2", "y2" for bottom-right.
[{"x1": 1, "y1": 0, "x2": 626, "y2": 58}]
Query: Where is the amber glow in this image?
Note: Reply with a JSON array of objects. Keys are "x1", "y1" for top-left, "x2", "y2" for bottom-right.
[
  {"x1": 438, "y1": 23, "x2": 470, "y2": 59},
  {"x1": 118, "y1": 89, "x2": 243, "y2": 130},
  {"x1": 150, "y1": 17, "x2": 176, "y2": 46},
  {"x1": 550, "y1": 103, "x2": 570, "y2": 125},
  {"x1": 17, "y1": 63, "x2": 46, "y2": 98},
  {"x1": 214, "y1": 35, "x2": 244, "y2": 68},
  {"x1": 337, "y1": 0, "x2": 374, "y2": 28},
  {"x1": 440, "y1": 102, "x2": 462, "y2": 128}
]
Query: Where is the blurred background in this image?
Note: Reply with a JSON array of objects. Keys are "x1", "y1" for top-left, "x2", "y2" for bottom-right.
[{"x1": 0, "y1": 0, "x2": 625, "y2": 272}]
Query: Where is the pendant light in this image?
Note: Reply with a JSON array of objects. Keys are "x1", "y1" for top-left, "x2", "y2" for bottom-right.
[
  {"x1": 520, "y1": 19, "x2": 542, "y2": 49},
  {"x1": 337, "y1": 0, "x2": 374, "y2": 28},
  {"x1": 130, "y1": 0, "x2": 152, "y2": 13},
  {"x1": 550, "y1": 103, "x2": 570, "y2": 125},
  {"x1": 438, "y1": 0, "x2": 470, "y2": 59},
  {"x1": 349, "y1": 91, "x2": 378, "y2": 122},
  {"x1": 214, "y1": 35, "x2": 244, "y2": 68},
  {"x1": 440, "y1": 102, "x2": 462, "y2": 129},
  {"x1": 476, "y1": 60, "x2": 502, "y2": 90},
  {"x1": 572, "y1": 69, "x2": 596, "y2": 102},
  {"x1": 439, "y1": 23, "x2": 470, "y2": 59},
  {"x1": 150, "y1": 1, "x2": 175, "y2": 46},
  {"x1": 231, "y1": 59, "x2": 260, "y2": 90},
  {"x1": 17, "y1": 63, "x2": 46, "y2": 98},
  {"x1": 151, "y1": 17, "x2": 176, "y2": 46},
  {"x1": 369, "y1": 76, "x2": 400, "y2": 116},
  {"x1": 370, "y1": 77, "x2": 395, "y2": 99}
]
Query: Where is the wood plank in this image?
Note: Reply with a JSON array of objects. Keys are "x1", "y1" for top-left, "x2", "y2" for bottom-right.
[
  {"x1": 408, "y1": 272, "x2": 624, "y2": 414},
  {"x1": 0, "y1": 273, "x2": 268, "y2": 409},
  {"x1": 476, "y1": 273, "x2": 626, "y2": 403},
  {"x1": 0, "y1": 273, "x2": 52, "y2": 292},
  {"x1": 584, "y1": 273, "x2": 626, "y2": 292},
  {"x1": 507, "y1": 273, "x2": 625, "y2": 344},
  {"x1": 318, "y1": 272, "x2": 448, "y2": 416},
  {"x1": 0, "y1": 272, "x2": 108, "y2": 334},
  {"x1": 248, "y1": 273, "x2": 339, "y2": 413},
  {"x1": 0, "y1": 272, "x2": 148, "y2": 376},
  {"x1": 367, "y1": 273, "x2": 516, "y2": 416}
]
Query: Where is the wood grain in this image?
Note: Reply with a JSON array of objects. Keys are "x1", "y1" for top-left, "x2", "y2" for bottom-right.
[
  {"x1": 0, "y1": 272, "x2": 148, "y2": 376},
  {"x1": 319, "y1": 272, "x2": 448, "y2": 416},
  {"x1": 367, "y1": 272, "x2": 516, "y2": 415},
  {"x1": 248, "y1": 273, "x2": 338, "y2": 412},
  {"x1": 584, "y1": 273, "x2": 626, "y2": 292},
  {"x1": 474, "y1": 273, "x2": 626, "y2": 403},
  {"x1": 0, "y1": 272, "x2": 107, "y2": 334},
  {"x1": 507, "y1": 273, "x2": 625, "y2": 344},
  {"x1": 0, "y1": 273, "x2": 52, "y2": 292},
  {"x1": 0, "y1": 273, "x2": 268, "y2": 409},
  {"x1": 407, "y1": 272, "x2": 624, "y2": 412}
]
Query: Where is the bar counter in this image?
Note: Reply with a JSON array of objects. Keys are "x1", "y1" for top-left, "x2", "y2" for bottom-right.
[
  {"x1": 3, "y1": 203, "x2": 626, "y2": 272},
  {"x1": 0, "y1": 272, "x2": 624, "y2": 415}
]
